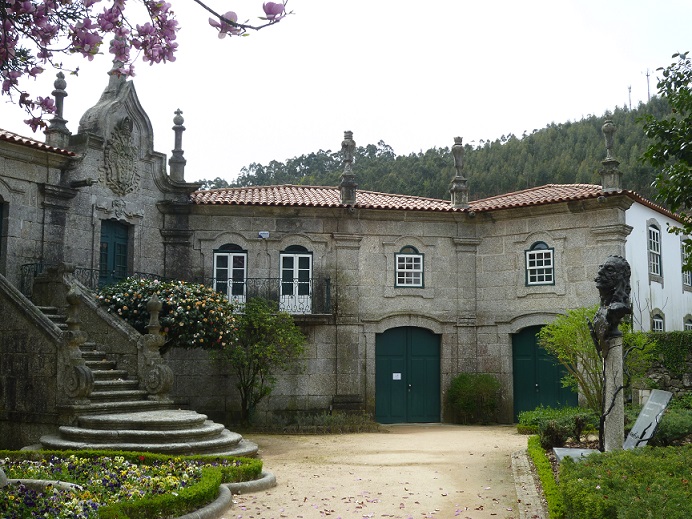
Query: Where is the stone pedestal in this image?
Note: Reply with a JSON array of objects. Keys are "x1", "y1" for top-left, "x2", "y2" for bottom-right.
[{"x1": 604, "y1": 336, "x2": 624, "y2": 451}]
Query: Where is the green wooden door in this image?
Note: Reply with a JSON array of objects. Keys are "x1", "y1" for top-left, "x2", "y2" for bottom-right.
[
  {"x1": 375, "y1": 327, "x2": 440, "y2": 423},
  {"x1": 99, "y1": 220, "x2": 129, "y2": 286},
  {"x1": 512, "y1": 325, "x2": 578, "y2": 420}
]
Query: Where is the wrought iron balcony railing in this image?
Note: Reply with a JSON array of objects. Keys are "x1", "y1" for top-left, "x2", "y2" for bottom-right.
[{"x1": 20, "y1": 263, "x2": 332, "y2": 315}]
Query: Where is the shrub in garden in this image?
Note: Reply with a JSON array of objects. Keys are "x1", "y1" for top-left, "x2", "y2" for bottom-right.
[
  {"x1": 519, "y1": 405, "x2": 598, "y2": 448},
  {"x1": 98, "y1": 277, "x2": 237, "y2": 349},
  {"x1": 213, "y1": 297, "x2": 305, "y2": 424},
  {"x1": 559, "y1": 445, "x2": 692, "y2": 519},
  {"x1": 446, "y1": 372, "x2": 501, "y2": 424}
]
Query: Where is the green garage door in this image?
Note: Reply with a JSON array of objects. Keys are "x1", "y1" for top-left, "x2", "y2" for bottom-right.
[
  {"x1": 512, "y1": 325, "x2": 578, "y2": 420},
  {"x1": 375, "y1": 327, "x2": 440, "y2": 423}
]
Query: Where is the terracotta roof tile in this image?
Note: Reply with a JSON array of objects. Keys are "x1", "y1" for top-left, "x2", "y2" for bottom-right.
[
  {"x1": 0, "y1": 129, "x2": 76, "y2": 156},
  {"x1": 468, "y1": 183, "x2": 606, "y2": 211},
  {"x1": 191, "y1": 185, "x2": 458, "y2": 211},
  {"x1": 191, "y1": 183, "x2": 618, "y2": 213}
]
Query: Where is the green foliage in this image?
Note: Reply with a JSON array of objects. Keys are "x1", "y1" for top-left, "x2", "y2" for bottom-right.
[
  {"x1": 559, "y1": 445, "x2": 692, "y2": 519},
  {"x1": 519, "y1": 406, "x2": 599, "y2": 447},
  {"x1": 214, "y1": 297, "x2": 305, "y2": 424},
  {"x1": 626, "y1": 405, "x2": 692, "y2": 447},
  {"x1": 645, "y1": 331, "x2": 692, "y2": 376},
  {"x1": 642, "y1": 52, "x2": 692, "y2": 271},
  {"x1": 445, "y1": 372, "x2": 501, "y2": 424},
  {"x1": 538, "y1": 306, "x2": 603, "y2": 416},
  {"x1": 98, "y1": 277, "x2": 237, "y2": 349},
  {"x1": 230, "y1": 100, "x2": 666, "y2": 202},
  {"x1": 539, "y1": 307, "x2": 657, "y2": 418},
  {"x1": 1, "y1": 450, "x2": 262, "y2": 519},
  {"x1": 527, "y1": 435, "x2": 565, "y2": 519}
]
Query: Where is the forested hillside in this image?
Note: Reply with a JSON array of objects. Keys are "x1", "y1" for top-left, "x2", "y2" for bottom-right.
[{"x1": 201, "y1": 97, "x2": 669, "y2": 202}]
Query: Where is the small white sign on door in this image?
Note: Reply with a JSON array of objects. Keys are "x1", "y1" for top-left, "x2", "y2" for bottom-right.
[{"x1": 392, "y1": 372, "x2": 402, "y2": 380}]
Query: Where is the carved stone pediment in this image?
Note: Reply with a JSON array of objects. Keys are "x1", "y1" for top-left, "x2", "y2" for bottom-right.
[{"x1": 100, "y1": 116, "x2": 141, "y2": 196}]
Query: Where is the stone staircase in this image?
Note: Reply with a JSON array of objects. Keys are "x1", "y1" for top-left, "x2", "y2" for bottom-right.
[{"x1": 37, "y1": 306, "x2": 258, "y2": 457}]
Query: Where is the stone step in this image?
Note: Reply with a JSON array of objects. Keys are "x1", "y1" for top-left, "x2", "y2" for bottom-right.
[
  {"x1": 85, "y1": 359, "x2": 118, "y2": 370},
  {"x1": 91, "y1": 369, "x2": 130, "y2": 380},
  {"x1": 88, "y1": 389, "x2": 150, "y2": 402},
  {"x1": 39, "y1": 430, "x2": 258, "y2": 457},
  {"x1": 93, "y1": 379, "x2": 140, "y2": 391},
  {"x1": 81, "y1": 350, "x2": 107, "y2": 361},
  {"x1": 62, "y1": 400, "x2": 175, "y2": 415},
  {"x1": 78, "y1": 410, "x2": 208, "y2": 431},
  {"x1": 58, "y1": 420, "x2": 227, "y2": 443}
]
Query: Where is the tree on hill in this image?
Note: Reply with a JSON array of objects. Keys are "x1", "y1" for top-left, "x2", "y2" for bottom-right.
[
  {"x1": 642, "y1": 51, "x2": 692, "y2": 271},
  {"x1": 211, "y1": 99, "x2": 667, "y2": 202}
]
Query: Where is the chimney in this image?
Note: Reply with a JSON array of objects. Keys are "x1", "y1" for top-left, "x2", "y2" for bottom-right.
[
  {"x1": 169, "y1": 109, "x2": 186, "y2": 182},
  {"x1": 44, "y1": 72, "x2": 72, "y2": 149},
  {"x1": 600, "y1": 120, "x2": 622, "y2": 192},
  {"x1": 340, "y1": 130, "x2": 357, "y2": 205},
  {"x1": 449, "y1": 136, "x2": 469, "y2": 208}
]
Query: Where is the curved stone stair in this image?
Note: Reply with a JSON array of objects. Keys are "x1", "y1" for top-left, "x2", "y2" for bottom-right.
[
  {"x1": 37, "y1": 306, "x2": 258, "y2": 457},
  {"x1": 41, "y1": 410, "x2": 258, "y2": 457}
]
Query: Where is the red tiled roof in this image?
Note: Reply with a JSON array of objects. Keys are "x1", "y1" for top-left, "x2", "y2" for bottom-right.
[
  {"x1": 0, "y1": 129, "x2": 76, "y2": 156},
  {"x1": 191, "y1": 183, "x2": 621, "y2": 213},
  {"x1": 191, "y1": 185, "x2": 458, "y2": 211},
  {"x1": 469, "y1": 183, "x2": 606, "y2": 211}
]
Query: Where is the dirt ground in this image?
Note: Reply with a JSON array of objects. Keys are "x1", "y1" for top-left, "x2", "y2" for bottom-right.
[{"x1": 220, "y1": 424, "x2": 531, "y2": 519}]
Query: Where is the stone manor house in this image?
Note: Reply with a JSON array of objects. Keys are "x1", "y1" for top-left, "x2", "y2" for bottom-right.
[{"x1": 1, "y1": 71, "x2": 691, "y2": 446}]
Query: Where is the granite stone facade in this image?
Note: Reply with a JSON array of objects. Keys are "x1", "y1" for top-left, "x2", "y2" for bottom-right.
[{"x1": 1, "y1": 74, "x2": 690, "y2": 444}]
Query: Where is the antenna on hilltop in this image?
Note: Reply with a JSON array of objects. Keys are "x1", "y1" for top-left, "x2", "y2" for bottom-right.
[
  {"x1": 628, "y1": 85, "x2": 632, "y2": 110},
  {"x1": 645, "y1": 69, "x2": 651, "y2": 102}
]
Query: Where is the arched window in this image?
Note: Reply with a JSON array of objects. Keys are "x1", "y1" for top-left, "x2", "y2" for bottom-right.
[
  {"x1": 651, "y1": 312, "x2": 665, "y2": 332},
  {"x1": 525, "y1": 241, "x2": 554, "y2": 286},
  {"x1": 684, "y1": 319, "x2": 692, "y2": 331},
  {"x1": 395, "y1": 245, "x2": 424, "y2": 287},
  {"x1": 213, "y1": 243, "x2": 247, "y2": 304},
  {"x1": 280, "y1": 245, "x2": 312, "y2": 314}
]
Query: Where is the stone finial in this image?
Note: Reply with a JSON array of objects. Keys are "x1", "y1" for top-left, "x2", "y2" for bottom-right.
[
  {"x1": 340, "y1": 130, "x2": 357, "y2": 206},
  {"x1": 45, "y1": 72, "x2": 72, "y2": 149},
  {"x1": 146, "y1": 293, "x2": 163, "y2": 335},
  {"x1": 169, "y1": 109, "x2": 187, "y2": 182},
  {"x1": 449, "y1": 137, "x2": 469, "y2": 209},
  {"x1": 600, "y1": 120, "x2": 622, "y2": 192}
]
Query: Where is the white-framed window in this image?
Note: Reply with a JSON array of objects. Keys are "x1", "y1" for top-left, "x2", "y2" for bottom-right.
[
  {"x1": 648, "y1": 224, "x2": 662, "y2": 277},
  {"x1": 280, "y1": 245, "x2": 312, "y2": 314},
  {"x1": 213, "y1": 244, "x2": 247, "y2": 305},
  {"x1": 651, "y1": 313, "x2": 665, "y2": 332},
  {"x1": 395, "y1": 246, "x2": 424, "y2": 287},
  {"x1": 682, "y1": 240, "x2": 692, "y2": 287},
  {"x1": 525, "y1": 241, "x2": 554, "y2": 286}
]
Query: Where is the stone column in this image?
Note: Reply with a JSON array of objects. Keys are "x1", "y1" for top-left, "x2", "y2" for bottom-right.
[{"x1": 603, "y1": 336, "x2": 624, "y2": 451}]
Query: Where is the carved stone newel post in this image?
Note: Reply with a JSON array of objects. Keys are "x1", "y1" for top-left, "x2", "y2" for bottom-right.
[
  {"x1": 59, "y1": 285, "x2": 94, "y2": 404},
  {"x1": 138, "y1": 294, "x2": 174, "y2": 401},
  {"x1": 588, "y1": 255, "x2": 632, "y2": 451}
]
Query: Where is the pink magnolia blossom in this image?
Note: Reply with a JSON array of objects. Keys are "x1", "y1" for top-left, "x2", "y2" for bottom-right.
[
  {"x1": 3, "y1": 0, "x2": 288, "y2": 131},
  {"x1": 262, "y1": 2, "x2": 285, "y2": 22},
  {"x1": 209, "y1": 11, "x2": 241, "y2": 38}
]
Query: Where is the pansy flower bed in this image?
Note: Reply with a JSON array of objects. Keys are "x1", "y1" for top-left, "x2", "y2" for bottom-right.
[{"x1": 1, "y1": 450, "x2": 262, "y2": 519}]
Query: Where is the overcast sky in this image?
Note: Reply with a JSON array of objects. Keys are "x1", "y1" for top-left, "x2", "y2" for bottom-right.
[{"x1": 1, "y1": 0, "x2": 691, "y2": 184}]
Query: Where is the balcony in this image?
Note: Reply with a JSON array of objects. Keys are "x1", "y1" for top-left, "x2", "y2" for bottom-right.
[{"x1": 20, "y1": 263, "x2": 333, "y2": 320}]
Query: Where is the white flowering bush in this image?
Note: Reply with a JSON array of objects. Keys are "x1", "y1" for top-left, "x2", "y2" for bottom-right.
[{"x1": 98, "y1": 277, "x2": 237, "y2": 349}]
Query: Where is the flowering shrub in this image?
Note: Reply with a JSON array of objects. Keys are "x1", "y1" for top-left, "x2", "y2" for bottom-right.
[
  {"x1": 98, "y1": 277, "x2": 237, "y2": 349},
  {"x1": 1, "y1": 452, "x2": 260, "y2": 518}
]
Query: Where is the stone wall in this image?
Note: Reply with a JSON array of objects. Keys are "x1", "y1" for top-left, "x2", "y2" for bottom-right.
[{"x1": 0, "y1": 274, "x2": 62, "y2": 449}]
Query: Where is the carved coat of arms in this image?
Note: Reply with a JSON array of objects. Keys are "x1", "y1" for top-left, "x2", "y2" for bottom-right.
[{"x1": 101, "y1": 116, "x2": 141, "y2": 196}]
